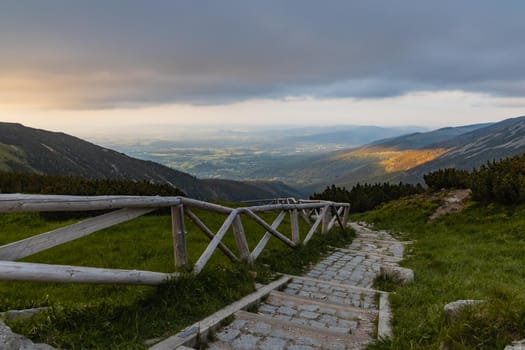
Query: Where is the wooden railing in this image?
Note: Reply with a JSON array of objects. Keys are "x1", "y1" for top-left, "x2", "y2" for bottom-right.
[{"x1": 0, "y1": 194, "x2": 350, "y2": 286}]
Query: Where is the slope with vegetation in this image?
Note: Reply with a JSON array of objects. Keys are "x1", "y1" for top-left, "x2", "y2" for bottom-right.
[
  {"x1": 342, "y1": 153, "x2": 525, "y2": 349},
  {"x1": 424, "y1": 152, "x2": 525, "y2": 205},
  {"x1": 353, "y1": 194, "x2": 525, "y2": 349},
  {"x1": 304, "y1": 152, "x2": 525, "y2": 348},
  {"x1": 405, "y1": 115, "x2": 525, "y2": 182}
]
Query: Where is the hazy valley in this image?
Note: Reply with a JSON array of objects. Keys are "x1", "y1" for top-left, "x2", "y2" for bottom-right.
[
  {"x1": 102, "y1": 117, "x2": 525, "y2": 193},
  {"x1": 1, "y1": 116, "x2": 525, "y2": 199}
]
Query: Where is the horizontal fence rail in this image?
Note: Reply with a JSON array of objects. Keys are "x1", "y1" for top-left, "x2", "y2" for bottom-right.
[{"x1": 0, "y1": 194, "x2": 350, "y2": 286}]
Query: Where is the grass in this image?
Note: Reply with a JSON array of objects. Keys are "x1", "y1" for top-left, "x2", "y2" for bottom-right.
[
  {"x1": 0, "y1": 207, "x2": 353, "y2": 349},
  {"x1": 352, "y1": 193, "x2": 525, "y2": 349}
]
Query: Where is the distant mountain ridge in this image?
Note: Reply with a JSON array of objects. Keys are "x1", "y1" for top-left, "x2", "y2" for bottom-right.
[
  {"x1": 287, "y1": 125, "x2": 427, "y2": 146},
  {"x1": 252, "y1": 116, "x2": 525, "y2": 191},
  {"x1": 371, "y1": 123, "x2": 492, "y2": 150},
  {"x1": 316, "y1": 116, "x2": 525, "y2": 188},
  {"x1": 404, "y1": 116, "x2": 525, "y2": 181},
  {"x1": 0, "y1": 122, "x2": 303, "y2": 200},
  {"x1": 2, "y1": 116, "x2": 524, "y2": 198}
]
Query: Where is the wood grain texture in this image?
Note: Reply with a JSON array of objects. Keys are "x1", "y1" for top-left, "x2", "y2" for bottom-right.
[
  {"x1": 184, "y1": 208, "x2": 238, "y2": 262},
  {"x1": 250, "y1": 211, "x2": 287, "y2": 260},
  {"x1": 171, "y1": 205, "x2": 188, "y2": 270},
  {"x1": 0, "y1": 260, "x2": 176, "y2": 285}
]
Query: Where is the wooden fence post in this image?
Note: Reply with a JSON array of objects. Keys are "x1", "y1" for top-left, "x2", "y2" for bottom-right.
[
  {"x1": 342, "y1": 206, "x2": 350, "y2": 228},
  {"x1": 290, "y1": 208, "x2": 300, "y2": 244},
  {"x1": 171, "y1": 205, "x2": 188, "y2": 270},
  {"x1": 321, "y1": 205, "x2": 332, "y2": 234},
  {"x1": 232, "y1": 214, "x2": 253, "y2": 265}
]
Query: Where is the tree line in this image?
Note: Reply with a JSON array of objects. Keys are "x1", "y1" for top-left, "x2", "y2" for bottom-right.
[
  {"x1": 313, "y1": 152, "x2": 525, "y2": 210},
  {"x1": 0, "y1": 171, "x2": 184, "y2": 197},
  {"x1": 424, "y1": 153, "x2": 525, "y2": 205},
  {"x1": 0, "y1": 172, "x2": 185, "y2": 219},
  {"x1": 311, "y1": 182, "x2": 424, "y2": 213}
]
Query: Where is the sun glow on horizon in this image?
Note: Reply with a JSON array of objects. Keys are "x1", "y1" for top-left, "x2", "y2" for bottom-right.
[{"x1": 1, "y1": 90, "x2": 524, "y2": 141}]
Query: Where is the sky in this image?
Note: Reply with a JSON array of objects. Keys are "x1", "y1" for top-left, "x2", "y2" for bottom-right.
[{"x1": 1, "y1": 1, "x2": 525, "y2": 138}]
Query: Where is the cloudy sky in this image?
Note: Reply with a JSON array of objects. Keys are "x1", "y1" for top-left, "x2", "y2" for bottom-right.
[{"x1": 1, "y1": 1, "x2": 524, "y2": 136}]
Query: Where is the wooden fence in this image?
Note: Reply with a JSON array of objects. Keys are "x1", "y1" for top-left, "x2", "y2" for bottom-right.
[{"x1": 0, "y1": 194, "x2": 350, "y2": 286}]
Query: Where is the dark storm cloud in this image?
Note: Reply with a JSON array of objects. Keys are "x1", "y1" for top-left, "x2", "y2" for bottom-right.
[{"x1": 1, "y1": 0, "x2": 524, "y2": 108}]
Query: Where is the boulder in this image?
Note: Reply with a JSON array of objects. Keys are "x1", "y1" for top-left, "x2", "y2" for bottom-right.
[
  {"x1": 1, "y1": 307, "x2": 48, "y2": 321},
  {"x1": 443, "y1": 299, "x2": 484, "y2": 321},
  {"x1": 379, "y1": 265, "x2": 414, "y2": 284},
  {"x1": 0, "y1": 319, "x2": 55, "y2": 350},
  {"x1": 504, "y1": 339, "x2": 525, "y2": 350}
]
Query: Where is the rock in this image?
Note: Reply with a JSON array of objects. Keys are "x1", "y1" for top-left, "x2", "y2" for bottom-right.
[
  {"x1": 379, "y1": 265, "x2": 414, "y2": 284},
  {"x1": 504, "y1": 339, "x2": 525, "y2": 350},
  {"x1": 143, "y1": 336, "x2": 164, "y2": 346},
  {"x1": 443, "y1": 299, "x2": 484, "y2": 321},
  {"x1": 0, "y1": 319, "x2": 56, "y2": 350},
  {"x1": 1, "y1": 307, "x2": 49, "y2": 321}
]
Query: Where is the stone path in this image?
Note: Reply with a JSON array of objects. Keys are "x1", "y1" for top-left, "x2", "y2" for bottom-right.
[{"x1": 202, "y1": 222, "x2": 405, "y2": 350}]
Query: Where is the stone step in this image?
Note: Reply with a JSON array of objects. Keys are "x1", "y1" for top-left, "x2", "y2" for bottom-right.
[
  {"x1": 354, "y1": 232, "x2": 397, "y2": 241},
  {"x1": 258, "y1": 291, "x2": 377, "y2": 338},
  {"x1": 347, "y1": 240, "x2": 404, "y2": 258},
  {"x1": 352, "y1": 236, "x2": 406, "y2": 245},
  {"x1": 280, "y1": 276, "x2": 378, "y2": 310},
  {"x1": 208, "y1": 310, "x2": 369, "y2": 350},
  {"x1": 354, "y1": 236, "x2": 414, "y2": 246},
  {"x1": 335, "y1": 248, "x2": 403, "y2": 263},
  {"x1": 305, "y1": 251, "x2": 382, "y2": 288}
]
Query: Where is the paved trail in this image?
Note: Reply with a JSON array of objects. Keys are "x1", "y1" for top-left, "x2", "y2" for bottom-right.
[{"x1": 204, "y1": 222, "x2": 405, "y2": 350}]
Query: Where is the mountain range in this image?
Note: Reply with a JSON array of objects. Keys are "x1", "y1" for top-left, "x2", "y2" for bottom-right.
[
  {"x1": 1, "y1": 116, "x2": 524, "y2": 199},
  {"x1": 0, "y1": 122, "x2": 303, "y2": 201},
  {"x1": 403, "y1": 116, "x2": 525, "y2": 182},
  {"x1": 224, "y1": 116, "x2": 524, "y2": 192},
  {"x1": 306, "y1": 115, "x2": 525, "y2": 190}
]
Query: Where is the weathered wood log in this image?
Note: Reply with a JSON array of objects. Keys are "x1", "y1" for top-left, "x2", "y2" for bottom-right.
[
  {"x1": 0, "y1": 194, "x2": 348, "y2": 214},
  {"x1": 193, "y1": 210, "x2": 238, "y2": 274},
  {"x1": 0, "y1": 260, "x2": 176, "y2": 285},
  {"x1": 0, "y1": 194, "x2": 182, "y2": 212},
  {"x1": 180, "y1": 198, "x2": 233, "y2": 214},
  {"x1": 250, "y1": 211, "x2": 287, "y2": 260},
  {"x1": 342, "y1": 206, "x2": 350, "y2": 227},
  {"x1": 0, "y1": 208, "x2": 154, "y2": 261},
  {"x1": 303, "y1": 205, "x2": 329, "y2": 244},
  {"x1": 245, "y1": 202, "x2": 326, "y2": 213},
  {"x1": 334, "y1": 206, "x2": 345, "y2": 230},
  {"x1": 241, "y1": 209, "x2": 296, "y2": 248},
  {"x1": 183, "y1": 208, "x2": 238, "y2": 262},
  {"x1": 299, "y1": 209, "x2": 312, "y2": 226},
  {"x1": 328, "y1": 207, "x2": 344, "y2": 232},
  {"x1": 322, "y1": 205, "x2": 332, "y2": 234},
  {"x1": 290, "y1": 209, "x2": 300, "y2": 244},
  {"x1": 232, "y1": 215, "x2": 252, "y2": 265},
  {"x1": 171, "y1": 205, "x2": 188, "y2": 270}
]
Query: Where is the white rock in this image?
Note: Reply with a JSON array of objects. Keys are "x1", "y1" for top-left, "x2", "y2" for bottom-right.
[
  {"x1": 504, "y1": 339, "x2": 525, "y2": 350},
  {"x1": 1, "y1": 307, "x2": 49, "y2": 321},
  {"x1": 379, "y1": 265, "x2": 414, "y2": 284},
  {"x1": 443, "y1": 299, "x2": 484, "y2": 321},
  {"x1": 0, "y1": 319, "x2": 56, "y2": 350}
]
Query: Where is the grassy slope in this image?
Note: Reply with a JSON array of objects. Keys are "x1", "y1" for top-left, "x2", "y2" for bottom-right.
[
  {"x1": 0, "y1": 209, "x2": 353, "y2": 349},
  {"x1": 352, "y1": 193, "x2": 525, "y2": 349}
]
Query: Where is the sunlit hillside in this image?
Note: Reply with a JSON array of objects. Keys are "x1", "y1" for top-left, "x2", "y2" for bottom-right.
[{"x1": 332, "y1": 146, "x2": 448, "y2": 172}]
